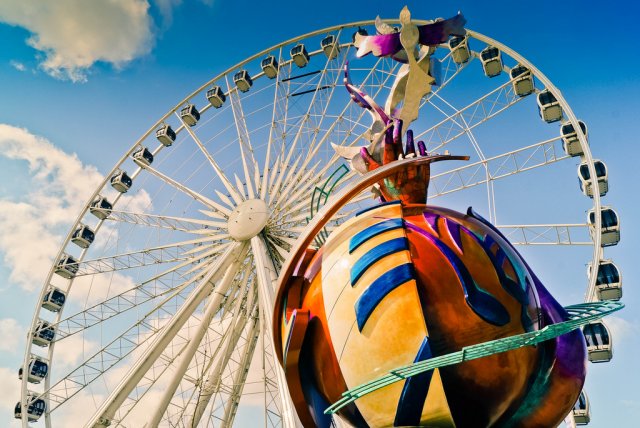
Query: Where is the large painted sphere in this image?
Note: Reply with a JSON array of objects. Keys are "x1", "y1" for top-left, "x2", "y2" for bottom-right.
[{"x1": 274, "y1": 201, "x2": 586, "y2": 428}]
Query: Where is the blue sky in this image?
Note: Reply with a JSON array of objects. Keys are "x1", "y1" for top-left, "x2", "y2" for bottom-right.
[{"x1": 0, "y1": 0, "x2": 638, "y2": 426}]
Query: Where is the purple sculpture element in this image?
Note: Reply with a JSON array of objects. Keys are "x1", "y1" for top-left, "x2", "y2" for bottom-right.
[{"x1": 354, "y1": 11, "x2": 466, "y2": 62}]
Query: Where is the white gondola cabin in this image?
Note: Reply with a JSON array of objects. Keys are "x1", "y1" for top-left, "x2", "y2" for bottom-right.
[
  {"x1": 578, "y1": 160, "x2": 608, "y2": 198},
  {"x1": 180, "y1": 104, "x2": 200, "y2": 126},
  {"x1": 480, "y1": 46, "x2": 502, "y2": 78},
  {"x1": 156, "y1": 124, "x2": 176, "y2": 147},
  {"x1": 583, "y1": 321, "x2": 612, "y2": 363},
  {"x1": 90, "y1": 196, "x2": 112, "y2": 219},
  {"x1": 537, "y1": 89, "x2": 562, "y2": 123},
  {"x1": 290, "y1": 44, "x2": 310, "y2": 68},
  {"x1": 71, "y1": 224, "x2": 95, "y2": 249},
  {"x1": 19, "y1": 356, "x2": 49, "y2": 383},
  {"x1": 32, "y1": 320, "x2": 55, "y2": 347},
  {"x1": 206, "y1": 85, "x2": 226, "y2": 108},
  {"x1": 234, "y1": 70, "x2": 252, "y2": 92},
  {"x1": 588, "y1": 260, "x2": 622, "y2": 301},
  {"x1": 449, "y1": 35, "x2": 470, "y2": 64},
  {"x1": 111, "y1": 170, "x2": 132, "y2": 193},
  {"x1": 42, "y1": 285, "x2": 66, "y2": 312},
  {"x1": 573, "y1": 390, "x2": 590, "y2": 425},
  {"x1": 55, "y1": 254, "x2": 78, "y2": 279},
  {"x1": 588, "y1": 207, "x2": 620, "y2": 247},
  {"x1": 561, "y1": 120, "x2": 588, "y2": 156},
  {"x1": 14, "y1": 393, "x2": 46, "y2": 422},
  {"x1": 321, "y1": 35, "x2": 340, "y2": 59},
  {"x1": 261, "y1": 56, "x2": 279, "y2": 79},
  {"x1": 510, "y1": 64, "x2": 534, "y2": 97},
  {"x1": 133, "y1": 147, "x2": 154, "y2": 167}
]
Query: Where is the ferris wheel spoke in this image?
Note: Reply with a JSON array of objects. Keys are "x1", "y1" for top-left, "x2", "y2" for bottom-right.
[
  {"x1": 146, "y1": 253, "x2": 254, "y2": 427},
  {"x1": 103, "y1": 208, "x2": 228, "y2": 232},
  {"x1": 137, "y1": 161, "x2": 232, "y2": 216},
  {"x1": 497, "y1": 224, "x2": 591, "y2": 246},
  {"x1": 191, "y1": 288, "x2": 257, "y2": 427},
  {"x1": 46, "y1": 273, "x2": 203, "y2": 410},
  {"x1": 175, "y1": 111, "x2": 246, "y2": 205},
  {"x1": 52, "y1": 249, "x2": 227, "y2": 341},
  {"x1": 430, "y1": 136, "x2": 568, "y2": 197},
  {"x1": 414, "y1": 78, "x2": 522, "y2": 153},
  {"x1": 217, "y1": 309, "x2": 260, "y2": 428},
  {"x1": 261, "y1": 68, "x2": 282, "y2": 200},
  {"x1": 281, "y1": 41, "x2": 348, "y2": 170},
  {"x1": 226, "y1": 79, "x2": 258, "y2": 199},
  {"x1": 268, "y1": 155, "x2": 302, "y2": 205},
  {"x1": 66, "y1": 237, "x2": 223, "y2": 276},
  {"x1": 159, "y1": 284, "x2": 252, "y2": 425},
  {"x1": 271, "y1": 161, "x2": 321, "y2": 214},
  {"x1": 250, "y1": 235, "x2": 298, "y2": 428},
  {"x1": 85, "y1": 242, "x2": 249, "y2": 427}
]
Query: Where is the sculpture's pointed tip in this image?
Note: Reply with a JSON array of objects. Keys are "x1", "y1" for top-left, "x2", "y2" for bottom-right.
[{"x1": 400, "y1": 6, "x2": 411, "y2": 24}]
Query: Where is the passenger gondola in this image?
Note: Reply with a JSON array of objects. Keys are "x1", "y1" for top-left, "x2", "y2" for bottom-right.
[
  {"x1": 561, "y1": 120, "x2": 588, "y2": 156},
  {"x1": 180, "y1": 104, "x2": 200, "y2": 126},
  {"x1": 71, "y1": 224, "x2": 95, "y2": 249},
  {"x1": 111, "y1": 170, "x2": 132, "y2": 193},
  {"x1": 18, "y1": 356, "x2": 49, "y2": 383},
  {"x1": 510, "y1": 64, "x2": 534, "y2": 97},
  {"x1": 90, "y1": 195, "x2": 112, "y2": 219},
  {"x1": 573, "y1": 390, "x2": 591, "y2": 425},
  {"x1": 206, "y1": 85, "x2": 226, "y2": 108},
  {"x1": 449, "y1": 35, "x2": 470, "y2": 64},
  {"x1": 583, "y1": 321, "x2": 613, "y2": 363},
  {"x1": 321, "y1": 35, "x2": 340, "y2": 59},
  {"x1": 32, "y1": 320, "x2": 55, "y2": 347},
  {"x1": 42, "y1": 286, "x2": 66, "y2": 312},
  {"x1": 156, "y1": 124, "x2": 176, "y2": 147},
  {"x1": 55, "y1": 254, "x2": 79, "y2": 279},
  {"x1": 133, "y1": 146, "x2": 154, "y2": 167},
  {"x1": 261, "y1": 56, "x2": 279, "y2": 78},
  {"x1": 588, "y1": 206, "x2": 620, "y2": 247},
  {"x1": 537, "y1": 89, "x2": 562, "y2": 123},
  {"x1": 588, "y1": 260, "x2": 622, "y2": 301},
  {"x1": 480, "y1": 46, "x2": 502, "y2": 77},
  {"x1": 14, "y1": 393, "x2": 46, "y2": 422},
  {"x1": 578, "y1": 160, "x2": 608, "y2": 198},
  {"x1": 290, "y1": 44, "x2": 310, "y2": 68},
  {"x1": 234, "y1": 70, "x2": 252, "y2": 92}
]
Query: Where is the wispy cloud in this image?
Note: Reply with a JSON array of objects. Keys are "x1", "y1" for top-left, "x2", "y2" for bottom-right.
[
  {"x1": 0, "y1": 319, "x2": 20, "y2": 353},
  {"x1": 9, "y1": 60, "x2": 25, "y2": 72},
  {"x1": 0, "y1": 124, "x2": 149, "y2": 292},
  {"x1": 0, "y1": 0, "x2": 154, "y2": 82}
]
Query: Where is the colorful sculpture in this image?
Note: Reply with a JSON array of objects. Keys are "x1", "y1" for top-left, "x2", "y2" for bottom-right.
[{"x1": 272, "y1": 9, "x2": 601, "y2": 428}]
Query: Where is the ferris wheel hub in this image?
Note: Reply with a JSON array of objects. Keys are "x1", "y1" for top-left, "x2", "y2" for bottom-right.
[{"x1": 227, "y1": 199, "x2": 269, "y2": 241}]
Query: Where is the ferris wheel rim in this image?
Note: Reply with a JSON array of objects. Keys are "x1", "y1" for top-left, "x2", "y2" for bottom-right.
[{"x1": 18, "y1": 18, "x2": 609, "y2": 428}]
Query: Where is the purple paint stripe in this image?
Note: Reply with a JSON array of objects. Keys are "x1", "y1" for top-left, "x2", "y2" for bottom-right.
[
  {"x1": 443, "y1": 217, "x2": 463, "y2": 253},
  {"x1": 422, "y1": 211, "x2": 439, "y2": 235}
]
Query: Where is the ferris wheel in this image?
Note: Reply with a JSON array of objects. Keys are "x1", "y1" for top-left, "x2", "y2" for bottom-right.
[{"x1": 16, "y1": 14, "x2": 621, "y2": 428}]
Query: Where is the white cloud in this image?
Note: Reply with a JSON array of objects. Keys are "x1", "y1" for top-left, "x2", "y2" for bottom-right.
[
  {"x1": 0, "y1": 319, "x2": 21, "y2": 353},
  {"x1": 9, "y1": 60, "x2": 25, "y2": 72},
  {"x1": 155, "y1": 0, "x2": 182, "y2": 28},
  {"x1": 0, "y1": 0, "x2": 154, "y2": 82},
  {"x1": 0, "y1": 124, "x2": 103, "y2": 290},
  {"x1": 0, "y1": 124, "x2": 150, "y2": 293},
  {"x1": 0, "y1": 367, "x2": 20, "y2": 422},
  {"x1": 605, "y1": 315, "x2": 637, "y2": 342}
]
